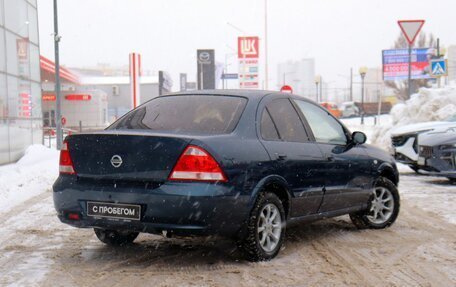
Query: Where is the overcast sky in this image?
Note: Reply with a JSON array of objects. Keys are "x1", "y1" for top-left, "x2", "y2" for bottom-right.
[{"x1": 37, "y1": 0, "x2": 456, "y2": 91}]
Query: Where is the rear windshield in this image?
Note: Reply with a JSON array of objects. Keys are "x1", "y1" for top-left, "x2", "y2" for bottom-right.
[{"x1": 109, "y1": 95, "x2": 247, "y2": 134}]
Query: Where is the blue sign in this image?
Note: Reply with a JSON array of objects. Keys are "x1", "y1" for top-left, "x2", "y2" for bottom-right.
[
  {"x1": 430, "y1": 59, "x2": 447, "y2": 77},
  {"x1": 222, "y1": 73, "x2": 238, "y2": 80}
]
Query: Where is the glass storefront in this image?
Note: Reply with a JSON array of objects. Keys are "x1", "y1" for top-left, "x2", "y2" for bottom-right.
[{"x1": 0, "y1": 0, "x2": 42, "y2": 164}]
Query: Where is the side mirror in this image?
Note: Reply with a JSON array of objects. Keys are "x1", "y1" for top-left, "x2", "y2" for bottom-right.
[{"x1": 352, "y1": 131, "x2": 367, "y2": 145}]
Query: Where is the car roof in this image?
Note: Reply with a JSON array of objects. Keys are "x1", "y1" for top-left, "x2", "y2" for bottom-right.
[{"x1": 160, "y1": 89, "x2": 316, "y2": 105}]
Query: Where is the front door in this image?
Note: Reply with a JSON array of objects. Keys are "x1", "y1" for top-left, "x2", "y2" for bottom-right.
[{"x1": 293, "y1": 99, "x2": 371, "y2": 212}]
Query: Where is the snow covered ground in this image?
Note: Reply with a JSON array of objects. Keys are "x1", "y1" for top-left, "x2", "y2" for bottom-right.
[
  {"x1": 0, "y1": 141, "x2": 454, "y2": 286},
  {"x1": 0, "y1": 145, "x2": 59, "y2": 214}
]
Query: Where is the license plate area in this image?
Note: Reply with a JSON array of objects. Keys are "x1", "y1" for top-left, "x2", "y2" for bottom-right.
[{"x1": 87, "y1": 202, "x2": 141, "y2": 221}]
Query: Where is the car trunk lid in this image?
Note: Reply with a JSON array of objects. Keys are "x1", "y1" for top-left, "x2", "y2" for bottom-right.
[{"x1": 66, "y1": 131, "x2": 191, "y2": 181}]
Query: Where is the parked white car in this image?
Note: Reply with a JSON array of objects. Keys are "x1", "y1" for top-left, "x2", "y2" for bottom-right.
[{"x1": 391, "y1": 115, "x2": 456, "y2": 171}]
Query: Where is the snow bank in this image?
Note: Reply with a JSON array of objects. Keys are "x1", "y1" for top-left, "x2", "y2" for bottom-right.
[
  {"x1": 370, "y1": 85, "x2": 456, "y2": 150},
  {"x1": 0, "y1": 145, "x2": 59, "y2": 213}
]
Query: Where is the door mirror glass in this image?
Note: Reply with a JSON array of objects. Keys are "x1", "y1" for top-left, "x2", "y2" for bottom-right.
[{"x1": 352, "y1": 131, "x2": 367, "y2": 144}]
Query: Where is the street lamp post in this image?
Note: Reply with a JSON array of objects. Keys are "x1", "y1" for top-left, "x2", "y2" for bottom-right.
[
  {"x1": 53, "y1": 0, "x2": 62, "y2": 150},
  {"x1": 283, "y1": 71, "x2": 295, "y2": 85},
  {"x1": 359, "y1": 66, "x2": 368, "y2": 125},
  {"x1": 314, "y1": 75, "x2": 321, "y2": 102}
]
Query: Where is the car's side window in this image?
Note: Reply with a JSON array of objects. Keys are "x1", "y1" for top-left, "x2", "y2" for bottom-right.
[
  {"x1": 294, "y1": 100, "x2": 347, "y2": 145},
  {"x1": 264, "y1": 99, "x2": 309, "y2": 142},
  {"x1": 261, "y1": 108, "x2": 280, "y2": 141}
]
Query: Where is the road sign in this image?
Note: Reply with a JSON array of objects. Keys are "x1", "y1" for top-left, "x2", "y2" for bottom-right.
[
  {"x1": 280, "y1": 85, "x2": 293, "y2": 93},
  {"x1": 222, "y1": 73, "x2": 238, "y2": 80},
  {"x1": 398, "y1": 20, "x2": 425, "y2": 44},
  {"x1": 430, "y1": 59, "x2": 448, "y2": 77}
]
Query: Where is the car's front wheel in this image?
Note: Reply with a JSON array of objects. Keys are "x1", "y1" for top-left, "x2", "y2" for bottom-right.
[
  {"x1": 350, "y1": 177, "x2": 400, "y2": 229},
  {"x1": 94, "y1": 228, "x2": 139, "y2": 245},
  {"x1": 241, "y1": 192, "x2": 286, "y2": 262}
]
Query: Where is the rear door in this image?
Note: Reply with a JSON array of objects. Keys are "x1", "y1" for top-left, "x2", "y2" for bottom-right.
[
  {"x1": 258, "y1": 96, "x2": 325, "y2": 217},
  {"x1": 293, "y1": 99, "x2": 371, "y2": 212}
]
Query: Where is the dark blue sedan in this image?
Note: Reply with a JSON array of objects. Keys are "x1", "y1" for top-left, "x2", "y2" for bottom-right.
[{"x1": 53, "y1": 90, "x2": 400, "y2": 261}]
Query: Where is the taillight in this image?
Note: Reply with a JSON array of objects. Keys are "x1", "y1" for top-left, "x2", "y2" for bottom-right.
[
  {"x1": 169, "y1": 145, "x2": 227, "y2": 182},
  {"x1": 59, "y1": 141, "x2": 76, "y2": 175}
]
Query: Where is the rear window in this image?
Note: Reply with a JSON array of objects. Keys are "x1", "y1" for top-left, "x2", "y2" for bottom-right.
[{"x1": 109, "y1": 95, "x2": 247, "y2": 134}]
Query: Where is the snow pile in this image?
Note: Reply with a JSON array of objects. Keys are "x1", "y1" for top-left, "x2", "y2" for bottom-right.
[
  {"x1": 371, "y1": 85, "x2": 456, "y2": 150},
  {"x1": 0, "y1": 145, "x2": 59, "y2": 213}
]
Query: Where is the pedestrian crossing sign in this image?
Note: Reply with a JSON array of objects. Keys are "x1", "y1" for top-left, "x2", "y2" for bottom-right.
[{"x1": 430, "y1": 59, "x2": 448, "y2": 77}]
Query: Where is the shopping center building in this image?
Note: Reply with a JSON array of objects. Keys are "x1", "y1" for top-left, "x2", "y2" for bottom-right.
[{"x1": 0, "y1": 0, "x2": 42, "y2": 164}]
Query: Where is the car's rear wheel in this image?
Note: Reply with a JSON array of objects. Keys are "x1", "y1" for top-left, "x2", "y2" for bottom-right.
[
  {"x1": 241, "y1": 192, "x2": 285, "y2": 262},
  {"x1": 350, "y1": 177, "x2": 400, "y2": 229},
  {"x1": 94, "y1": 228, "x2": 139, "y2": 245}
]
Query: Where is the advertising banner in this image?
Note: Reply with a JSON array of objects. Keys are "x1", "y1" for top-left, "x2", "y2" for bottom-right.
[
  {"x1": 382, "y1": 48, "x2": 433, "y2": 81},
  {"x1": 238, "y1": 37, "x2": 259, "y2": 89},
  {"x1": 197, "y1": 49, "x2": 215, "y2": 89}
]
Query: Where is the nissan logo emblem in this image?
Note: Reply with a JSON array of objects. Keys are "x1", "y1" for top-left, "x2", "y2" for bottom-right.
[{"x1": 110, "y1": 155, "x2": 123, "y2": 168}]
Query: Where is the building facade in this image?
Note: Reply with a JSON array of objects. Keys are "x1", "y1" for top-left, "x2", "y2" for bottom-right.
[
  {"x1": 0, "y1": 0, "x2": 42, "y2": 164},
  {"x1": 277, "y1": 59, "x2": 315, "y2": 98}
]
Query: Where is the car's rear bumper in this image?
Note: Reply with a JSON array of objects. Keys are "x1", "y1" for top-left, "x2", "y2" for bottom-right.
[{"x1": 53, "y1": 176, "x2": 251, "y2": 237}]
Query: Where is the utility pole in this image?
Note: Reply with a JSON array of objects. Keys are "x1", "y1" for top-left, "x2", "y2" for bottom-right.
[
  {"x1": 264, "y1": 0, "x2": 269, "y2": 89},
  {"x1": 319, "y1": 76, "x2": 323, "y2": 102},
  {"x1": 53, "y1": 0, "x2": 62, "y2": 150},
  {"x1": 437, "y1": 38, "x2": 441, "y2": 88},
  {"x1": 350, "y1": 67, "x2": 353, "y2": 101}
]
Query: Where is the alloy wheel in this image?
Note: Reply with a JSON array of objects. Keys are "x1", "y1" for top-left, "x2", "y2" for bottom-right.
[
  {"x1": 257, "y1": 203, "x2": 282, "y2": 252},
  {"x1": 367, "y1": 187, "x2": 395, "y2": 224}
]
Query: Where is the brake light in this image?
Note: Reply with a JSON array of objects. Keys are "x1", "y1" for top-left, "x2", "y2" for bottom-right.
[
  {"x1": 169, "y1": 145, "x2": 227, "y2": 182},
  {"x1": 59, "y1": 141, "x2": 76, "y2": 175}
]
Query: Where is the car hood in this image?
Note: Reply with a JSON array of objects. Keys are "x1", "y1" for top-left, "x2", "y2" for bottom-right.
[
  {"x1": 390, "y1": 121, "x2": 454, "y2": 136},
  {"x1": 419, "y1": 131, "x2": 456, "y2": 146}
]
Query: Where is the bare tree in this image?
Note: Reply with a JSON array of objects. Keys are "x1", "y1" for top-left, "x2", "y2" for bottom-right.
[{"x1": 385, "y1": 32, "x2": 436, "y2": 101}]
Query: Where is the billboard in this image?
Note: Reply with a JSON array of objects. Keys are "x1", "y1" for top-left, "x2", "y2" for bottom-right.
[
  {"x1": 238, "y1": 37, "x2": 259, "y2": 89},
  {"x1": 197, "y1": 49, "x2": 215, "y2": 89},
  {"x1": 382, "y1": 48, "x2": 433, "y2": 81}
]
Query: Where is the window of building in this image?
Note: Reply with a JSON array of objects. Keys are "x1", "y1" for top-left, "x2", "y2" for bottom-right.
[
  {"x1": 27, "y1": 3, "x2": 38, "y2": 44},
  {"x1": 6, "y1": 75, "x2": 18, "y2": 117},
  {"x1": 0, "y1": 0, "x2": 4, "y2": 25},
  {"x1": 0, "y1": 31, "x2": 5, "y2": 72},
  {"x1": 31, "y1": 82, "x2": 41, "y2": 117},
  {"x1": 5, "y1": 31, "x2": 18, "y2": 76},
  {"x1": 0, "y1": 74, "x2": 6, "y2": 118},
  {"x1": 4, "y1": 0, "x2": 28, "y2": 37},
  {"x1": 30, "y1": 43, "x2": 40, "y2": 81}
]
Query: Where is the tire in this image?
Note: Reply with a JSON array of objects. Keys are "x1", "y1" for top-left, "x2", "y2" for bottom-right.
[
  {"x1": 241, "y1": 192, "x2": 286, "y2": 262},
  {"x1": 409, "y1": 165, "x2": 420, "y2": 174},
  {"x1": 448, "y1": 178, "x2": 456, "y2": 184},
  {"x1": 94, "y1": 228, "x2": 139, "y2": 246},
  {"x1": 350, "y1": 177, "x2": 400, "y2": 229}
]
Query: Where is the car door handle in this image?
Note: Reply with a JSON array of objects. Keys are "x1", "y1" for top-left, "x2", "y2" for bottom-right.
[
  {"x1": 326, "y1": 155, "x2": 334, "y2": 161},
  {"x1": 275, "y1": 153, "x2": 287, "y2": 160}
]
